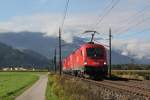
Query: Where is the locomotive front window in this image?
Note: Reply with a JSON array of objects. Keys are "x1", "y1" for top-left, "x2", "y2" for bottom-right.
[
  {"x1": 86, "y1": 48, "x2": 103, "y2": 58},
  {"x1": 87, "y1": 48, "x2": 95, "y2": 57}
]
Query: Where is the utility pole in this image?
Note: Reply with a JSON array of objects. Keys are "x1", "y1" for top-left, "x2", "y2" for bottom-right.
[
  {"x1": 59, "y1": 27, "x2": 62, "y2": 75},
  {"x1": 54, "y1": 48, "x2": 57, "y2": 73},
  {"x1": 109, "y1": 28, "x2": 112, "y2": 78}
]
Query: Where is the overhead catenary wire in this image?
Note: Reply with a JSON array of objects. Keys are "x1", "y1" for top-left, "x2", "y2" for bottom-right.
[
  {"x1": 89, "y1": 1, "x2": 150, "y2": 40},
  {"x1": 60, "y1": 0, "x2": 70, "y2": 30},
  {"x1": 115, "y1": 27, "x2": 150, "y2": 38},
  {"x1": 91, "y1": 0, "x2": 120, "y2": 30},
  {"x1": 89, "y1": 0, "x2": 114, "y2": 29},
  {"x1": 118, "y1": 5, "x2": 150, "y2": 24},
  {"x1": 78, "y1": 0, "x2": 115, "y2": 41},
  {"x1": 82, "y1": 0, "x2": 120, "y2": 44},
  {"x1": 115, "y1": 16, "x2": 150, "y2": 35},
  {"x1": 114, "y1": 4, "x2": 150, "y2": 34}
]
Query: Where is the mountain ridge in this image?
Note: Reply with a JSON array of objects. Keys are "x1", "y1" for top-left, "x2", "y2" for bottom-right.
[{"x1": 0, "y1": 42, "x2": 50, "y2": 68}]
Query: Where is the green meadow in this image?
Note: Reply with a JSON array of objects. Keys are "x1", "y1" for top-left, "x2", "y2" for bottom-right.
[
  {"x1": 112, "y1": 70, "x2": 150, "y2": 80},
  {"x1": 0, "y1": 72, "x2": 39, "y2": 100}
]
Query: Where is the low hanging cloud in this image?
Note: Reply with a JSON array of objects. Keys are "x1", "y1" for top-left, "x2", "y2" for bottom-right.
[
  {"x1": 0, "y1": 14, "x2": 61, "y2": 34},
  {"x1": 113, "y1": 39, "x2": 150, "y2": 59},
  {"x1": 0, "y1": 13, "x2": 98, "y2": 43}
]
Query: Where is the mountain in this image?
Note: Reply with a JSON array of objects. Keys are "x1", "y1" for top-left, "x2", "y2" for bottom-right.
[
  {"x1": 0, "y1": 31, "x2": 149, "y2": 64},
  {"x1": 0, "y1": 31, "x2": 57, "y2": 58},
  {"x1": 0, "y1": 31, "x2": 84, "y2": 58},
  {"x1": 0, "y1": 42, "x2": 50, "y2": 68},
  {"x1": 110, "y1": 50, "x2": 132, "y2": 64}
]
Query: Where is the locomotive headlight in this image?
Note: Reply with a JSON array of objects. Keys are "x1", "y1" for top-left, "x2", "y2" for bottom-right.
[
  {"x1": 104, "y1": 62, "x2": 107, "y2": 65},
  {"x1": 84, "y1": 61, "x2": 87, "y2": 65}
]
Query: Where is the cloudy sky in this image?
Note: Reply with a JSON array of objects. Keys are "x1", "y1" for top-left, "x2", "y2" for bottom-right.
[{"x1": 0, "y1": 0, "x2": 150, "y2": 59}]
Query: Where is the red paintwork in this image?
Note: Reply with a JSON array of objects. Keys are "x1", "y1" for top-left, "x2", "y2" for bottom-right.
[{"x1": 63, "y1": 42, "x2": 107, "y2": 71}]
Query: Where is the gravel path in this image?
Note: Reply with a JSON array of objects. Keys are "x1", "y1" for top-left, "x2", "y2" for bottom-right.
[{"x1": 15, "y1": 74, "x2": 48, "y2": 100}]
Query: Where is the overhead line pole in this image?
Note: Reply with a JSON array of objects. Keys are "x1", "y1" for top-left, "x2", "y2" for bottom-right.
[
  {"x1": 58, "y1": 0, "x2": 70, "y2": 76},
  {"x1": 109, "y1": 28, "x2": 112, "y2": 78},
  {"x1": 54, "y1": 48, "x2": 57, "y2": 73},
  {"x1": 58, "y1": 27, "x2": 62, "y2": 76}
]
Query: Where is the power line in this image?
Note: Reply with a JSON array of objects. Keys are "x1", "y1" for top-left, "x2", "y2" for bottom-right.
[
  {"x1": 61, "y1": 0, "x2": 70, "y2": 30},
  {"x1": 80, "y1": 0, "x2": 119, "y2": 43},
  {"x1": 116, "y1": 16, "x2": 150, "y2": 35},
  {"x1": 91, "y1": 0, "x2": 120, "y2": 30},
  {"x1": 90, "y1": 0, "x2": 114, "y2": 28},
  {"x1": 118, "y1": 5, "x2": 150, "y2": 24},
  {"x1": 115, "y1": 27, "x2": 150, "y2": 38},
  {"x1": 114, "y1": 5, "x2": 150, "y2": 33},
  {"x1": 79, "y1": 0, "x2": 116, "y2": 41}
]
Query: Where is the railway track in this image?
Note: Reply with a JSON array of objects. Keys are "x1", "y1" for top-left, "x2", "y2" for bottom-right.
[
  {"x1": 63, "y1": 74, "x2": 150, "y2": 99},
  {"x1": 103, "y1": 80, "x2": 150, "y2": 92}
]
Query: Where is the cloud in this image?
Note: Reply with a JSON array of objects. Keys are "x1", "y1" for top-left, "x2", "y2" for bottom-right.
[
  {"x1": 121, "y1": 51, "x2": 128, "y2": 56},
  {"x1": 112, "y1": 39, "x2": 150, "y2": 59},
  {"x1": 0, "y1": 14, "x2": 61, "y2": 35},
  {"x1": 0, "y1": 13, "x2": 97, "y2": 42}
]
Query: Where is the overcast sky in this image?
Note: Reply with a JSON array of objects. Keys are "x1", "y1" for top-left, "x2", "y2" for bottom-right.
[{"x1": 0, "y1": 0, "x2": 150, "y2": 59}]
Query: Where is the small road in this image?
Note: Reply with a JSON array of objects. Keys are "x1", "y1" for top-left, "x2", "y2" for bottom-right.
[{"x1": 15, "y1": 74, "x2": 48, "y2": 100}]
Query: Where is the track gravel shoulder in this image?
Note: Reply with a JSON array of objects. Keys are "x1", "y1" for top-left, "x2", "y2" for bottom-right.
[{"x1": 15, "y1": 74, "x2": 48, "y2": 100}]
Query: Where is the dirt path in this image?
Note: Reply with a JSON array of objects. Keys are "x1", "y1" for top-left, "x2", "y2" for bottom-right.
[{"x1": 15, "y1": 74, "x2": 48, "y2": 100}]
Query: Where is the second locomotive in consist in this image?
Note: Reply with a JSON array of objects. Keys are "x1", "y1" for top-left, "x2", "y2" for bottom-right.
[{"x1": 63, "y1": 42, "x2": 108, "y2": 78}]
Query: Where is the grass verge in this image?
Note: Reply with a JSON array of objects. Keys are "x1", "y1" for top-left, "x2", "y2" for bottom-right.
[
  {"x1": 46, "y1": 74, "x2": 103, "y2": 100},
  {"x1": 46, "y1": 74, "x2": 58, "y2": 100}
]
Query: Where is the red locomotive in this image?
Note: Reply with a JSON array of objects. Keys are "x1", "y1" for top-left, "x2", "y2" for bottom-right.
[{"x1": 63, "y1": 42, "x2": 108, "y2": 78}]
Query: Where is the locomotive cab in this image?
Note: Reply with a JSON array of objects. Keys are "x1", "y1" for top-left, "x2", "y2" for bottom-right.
[{"x1": 83, "y1": 43, "x2": 108, "y2": 77}]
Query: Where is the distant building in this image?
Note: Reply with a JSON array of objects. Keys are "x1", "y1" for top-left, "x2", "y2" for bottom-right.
[
  {"x1": 32, "y1": 68, "x2": 35, "y2": 71},
  {"x1": 2, "y1": 67, "x2": 28, "y2": 71},
  {"x1": 2, "y1": 67, "x2": 9, "y2": 71},
  {"x1": 19, "y1": 67, "x2": 27, "y2": 71},
  {"x1": 14, "y1": 67, "x2": 18, "y2": 71}
]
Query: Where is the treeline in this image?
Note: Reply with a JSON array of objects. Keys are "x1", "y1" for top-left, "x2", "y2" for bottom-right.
[{"x1": 112, "y1": 64, "x2": 150, "y2": 70}]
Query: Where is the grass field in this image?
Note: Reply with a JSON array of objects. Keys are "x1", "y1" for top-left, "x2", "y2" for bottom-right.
[
  {"x1": 0, "y1": 72, "x2": 40, "y2": 100},
  {"x1": 112, "y1": 70, "x2": 150, "y2": 80}
]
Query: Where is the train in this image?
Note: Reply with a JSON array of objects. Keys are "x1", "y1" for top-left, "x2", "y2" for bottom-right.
[{"x1": 62, "y1": 42, "x2": 108, "y2": 78}]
